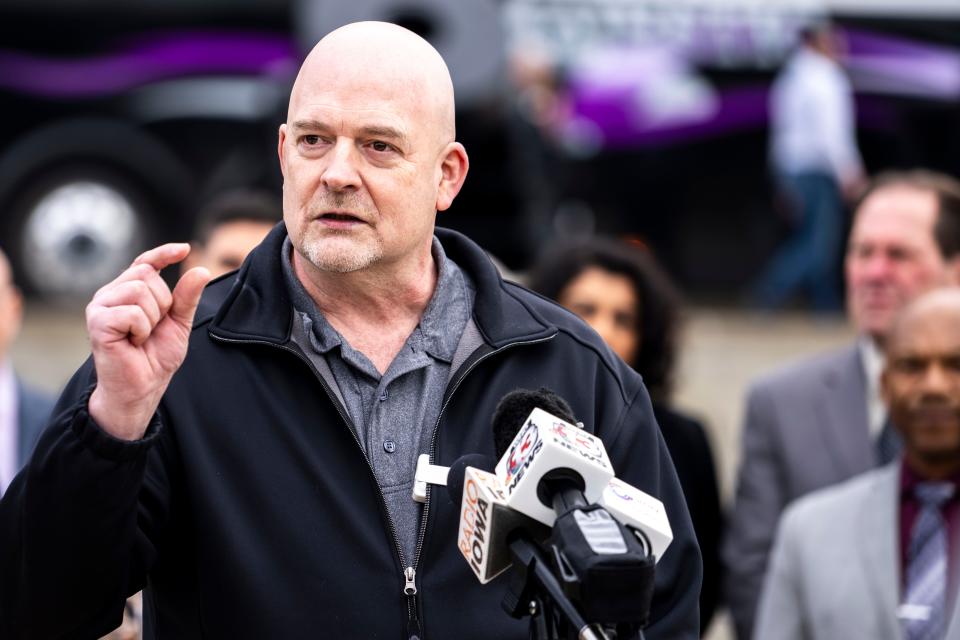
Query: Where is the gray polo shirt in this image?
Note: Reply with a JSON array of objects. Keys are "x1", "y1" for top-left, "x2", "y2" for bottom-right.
[{"x1": 282, "y1": 237, "x2": 475, "y2": 565}]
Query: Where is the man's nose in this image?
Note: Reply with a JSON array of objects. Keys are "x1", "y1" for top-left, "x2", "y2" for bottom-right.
[
  {"x1": 861, "y1": 254, "x2": 893, "y2": 281},
  {"x1": 920, "y1": 363, "x2": 952, "y2": 395},
  {"x1": 321, "y1": 139, "x2": 361, "y2": 192}
]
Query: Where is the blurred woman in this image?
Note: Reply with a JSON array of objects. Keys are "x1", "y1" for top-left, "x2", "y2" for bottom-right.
[{"x1": 528, "y1": 237, "x2": 722, "y2": 635}]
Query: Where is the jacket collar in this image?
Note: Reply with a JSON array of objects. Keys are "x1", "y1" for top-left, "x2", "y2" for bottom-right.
[{"x1": 206, "y1": 224, "x2": 556, "y2": 349}]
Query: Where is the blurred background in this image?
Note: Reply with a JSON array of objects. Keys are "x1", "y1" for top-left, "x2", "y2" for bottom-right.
[{"x1": 1, "y1": 0, "x2": 958, "y2": 638}]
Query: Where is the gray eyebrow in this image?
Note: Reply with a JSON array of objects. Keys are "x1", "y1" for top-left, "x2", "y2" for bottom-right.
[{"x1": 290, "y1": 121, "x2": 409, "y2": 147}]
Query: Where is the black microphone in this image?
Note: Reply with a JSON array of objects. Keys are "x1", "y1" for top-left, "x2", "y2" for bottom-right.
[
  {"x1": 445, "y1": 453, "x2": 495, "y2": 505},
  {"x1": 492, "y1": 388, "x2": 577, "y2": 460}
]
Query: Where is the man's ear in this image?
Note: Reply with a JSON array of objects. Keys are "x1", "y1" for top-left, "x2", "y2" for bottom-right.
[
  {"x1": 435, "y1": 142, "x2": 469, "y2": 213},
  {"x1": 277, "y1": 123, "x2": 288, "y2": 180}
]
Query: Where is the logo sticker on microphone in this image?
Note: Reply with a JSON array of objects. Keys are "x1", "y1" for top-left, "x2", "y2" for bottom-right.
[
  {"x1": 458, "y1": 476, "x2": 491, "y2": 578},
  {"x1": 503, "y1": 419, "x2": 542, "y2": 493},
  {"x1": 608, "y1": 481, "x2": 635, "y2": 503},
  {"x1": 547, "y1": 420, "x2": 608, "y2": 468}
]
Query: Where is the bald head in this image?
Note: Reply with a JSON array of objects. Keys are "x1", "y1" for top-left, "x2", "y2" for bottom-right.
[
  {"x1": 887, "y1": 288, "x2": 960, "y2": 354},
  {"x1": 277, "y1": 21, "x2": 469, "y2": 281},
  {"x1": 290, "y1": 22, "x2": 456, "y2": 145},
  {"x1": 882, "y1": 287, "x2": 960, "y2": 476}
]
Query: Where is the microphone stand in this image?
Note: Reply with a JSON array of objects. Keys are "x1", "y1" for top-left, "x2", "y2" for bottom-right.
[{"x1": 502, "y1": 536, "x2": 613, "y2": 640}]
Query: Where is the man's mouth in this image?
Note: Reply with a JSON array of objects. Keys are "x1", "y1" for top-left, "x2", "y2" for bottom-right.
[
  {"x1": 319, "y1": 212, "x2": 362, "y2": 222},
  {"x1": 912, "y1": 406, "x2": 959, "y2": 423},
  {"x1": 316, "y1": 212, "x2": 365, "y2": 228}
]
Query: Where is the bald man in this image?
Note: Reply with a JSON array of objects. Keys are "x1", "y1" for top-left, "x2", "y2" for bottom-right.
[
  {"x1": 754, "y1": 288, "x2": 960, "y2": 639},
  {"x1": 0, "y1": 23, "x2": 701, "y2": 639}
]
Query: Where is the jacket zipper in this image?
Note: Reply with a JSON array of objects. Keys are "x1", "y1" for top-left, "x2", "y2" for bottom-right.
[
  {"x1": 211, "y1": 331, "x2": 557, "y2": 638},
  {"x1": 408, "y1": 334, "x2": 557, "y2": 633},
  {"x1": 208, "y1": 336, "x2": 414, "y2": 622}
]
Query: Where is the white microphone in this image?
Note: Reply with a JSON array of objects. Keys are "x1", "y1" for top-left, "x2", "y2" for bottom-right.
[
  {"x1": 491, "y1": 390, "x2": 673, "y2": 563},
  {"x1": 599, "y1": 477, "x2": 673, "y2": 561},
  {"x1": 431, "y1": 389, "x2": 675, "y2": 586},
  {"x1": 494, "y1": 406, "x2": 614, "y2": 526},
  {"x1": 454, "y1": 465, "x2": 549, "y2": 584}
]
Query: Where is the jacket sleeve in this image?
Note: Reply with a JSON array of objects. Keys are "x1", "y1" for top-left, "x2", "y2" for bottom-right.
[
  {"x1": 751, "y1": 505, "x2": 807, "y2": 640},
  {"x1": 0, "y1": 359, "x2": 172, "y2": 639},
  {"x1": 602, "y1": 382, "x2": 702, "y2": 639},
  {"x1": 723, "y1": 381, "x2": 788, "y2": 640}
]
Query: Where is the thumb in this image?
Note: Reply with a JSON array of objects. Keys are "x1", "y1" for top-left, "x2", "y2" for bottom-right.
[{"x1": 169, "y1": 266, "x2": 212, "y2": 329}]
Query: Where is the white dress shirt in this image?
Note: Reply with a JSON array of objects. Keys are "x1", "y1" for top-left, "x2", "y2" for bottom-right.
[
  {"x1": 0, "y1": 359, "x2": 19, "y2": 495},
  {"x1": 858, "y1": 336, "x2": 886, "y2": 440},
  {"x1": 769, "y1": 46, "x2": 863, "y2": 183}
]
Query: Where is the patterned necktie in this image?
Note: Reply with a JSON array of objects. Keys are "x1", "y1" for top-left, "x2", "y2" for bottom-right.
[
  {"x1": 876, "y1": 419, "x2": 902, "y2": 466},
  {"x1": 902, "y1": 482, "x2": 954, "y2": 640}
]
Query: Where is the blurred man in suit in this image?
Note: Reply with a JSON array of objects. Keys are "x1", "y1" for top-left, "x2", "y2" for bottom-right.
[
  {"x1": 0, "y1": 248, "x2": 53, "y2": 497},
  {"x1": 724, "y1": 170, "x2": 960, "y2": 639},
  {"x1": 754, "y1": 287, "x2": 960, "y2": 640}
]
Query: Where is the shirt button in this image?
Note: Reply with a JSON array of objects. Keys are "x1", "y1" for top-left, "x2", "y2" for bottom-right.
[
  {"x1": 379, "y1": 391, "x2": 389, "y2": 402},
  {"x1": 383, "y1": 440, "x2": 396, "y2": 453}
]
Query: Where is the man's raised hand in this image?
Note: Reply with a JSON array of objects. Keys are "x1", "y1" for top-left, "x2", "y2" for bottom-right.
[{"x1": 87, "y1": 244, "x2": 211, "y2": 440}]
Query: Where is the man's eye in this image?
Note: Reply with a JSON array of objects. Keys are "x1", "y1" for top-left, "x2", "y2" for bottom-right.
[
  {"x1": 895, "y1": 358, "x2": 926, "y2": 373},
  {"x1": 370, "y1": 140, "x2": 392, "y2": 153},
  {"x1": 887, "y1": 248, "x2": 911, "y2": 263},
  {"x1": 302, "y1": 135, "x2": 321, "y2": 145}
]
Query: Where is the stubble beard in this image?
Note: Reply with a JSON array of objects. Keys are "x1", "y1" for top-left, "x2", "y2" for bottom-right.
[
  {"x1": 283, "y1": 184, "x2": 384, "y2": 273},
  {"x1": 299, "y1": 228, "x2": 384, "y2": 273},
  {"x1": 294, "y1": 191, "x2": 384, "y2": 273}
]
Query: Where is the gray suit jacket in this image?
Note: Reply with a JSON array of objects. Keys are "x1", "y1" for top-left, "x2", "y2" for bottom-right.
[
  {"x1": 754, "y1": 464, "x2": 960, "y2": 640},
  {"x1": 16, "y1": 379, "x2": 53, "y2": 469},
  {"x1": 724, "y1": 343, "x2": 877, "y2": 639}
]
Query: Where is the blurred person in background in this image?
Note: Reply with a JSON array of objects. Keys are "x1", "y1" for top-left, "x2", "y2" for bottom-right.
[
  {"x1": 528, "y1": 237, "x2": 723, "y2": 635},
  {"x1": 0, "y1": 248, "x2": 53, "y2": 498},
  {"x1": 725, "y1": 169, "x2": 960, "y2": 640},
  {"x1": 181, "y1": 189, "x2": 282, "y2": 279},
  {"x1": 752, "y1": 22, "x2": 866, "y2": 312},
  {"x1": 754, "y1": 288, "x2": 960, "y2": 640}
]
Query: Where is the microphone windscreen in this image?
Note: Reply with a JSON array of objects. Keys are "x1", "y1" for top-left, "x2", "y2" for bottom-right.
[
  {"x1": 446, "y1": 453, "x2": 495, "y2": 505},
  {"x1": 491, "y1": 388, "x2": 577, "y2": 459}
]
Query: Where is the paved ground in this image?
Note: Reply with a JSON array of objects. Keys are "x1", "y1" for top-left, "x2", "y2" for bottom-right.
[{"x1": 12, "y1": 301, "x2": 855, "y2": 639}]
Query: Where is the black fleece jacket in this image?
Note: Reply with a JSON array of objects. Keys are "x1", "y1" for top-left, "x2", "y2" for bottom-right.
[{"x1": 0, "y1": 226, "x2": 701, "y2": 639}]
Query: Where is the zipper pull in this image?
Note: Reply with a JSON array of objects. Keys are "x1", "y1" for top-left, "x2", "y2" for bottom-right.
[{"x1": 404, "y1": 566, "x2": 417, "y2": 595}]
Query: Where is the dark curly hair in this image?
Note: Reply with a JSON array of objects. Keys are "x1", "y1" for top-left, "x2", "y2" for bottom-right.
[{"x1": 526, "y1": 237, "x2": 682, "y2": 401}]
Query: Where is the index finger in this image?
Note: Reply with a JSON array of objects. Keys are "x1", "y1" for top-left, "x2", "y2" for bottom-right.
[{"x1": 132, "y1": 243, "x2": 193, "y2": 272}]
